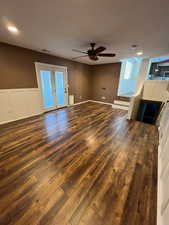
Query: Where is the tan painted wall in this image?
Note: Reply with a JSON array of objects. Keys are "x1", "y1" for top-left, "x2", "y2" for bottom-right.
[
  {"x1": 0, "y1": 42, "x2": 123, "y2": 105},
  {"x1": 91, "y1": 63, "x2": 121, "y2": 103},
  {"x1": 0, "y1": 42, "x2": 92, "y2": 103}
]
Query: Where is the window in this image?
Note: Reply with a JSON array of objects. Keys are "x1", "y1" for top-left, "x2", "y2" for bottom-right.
[
  {"x1": 118, "y1": 58, "x2": 142, "y2": 97},
  {"x1": 124, "y1": 61, "x2": 132, "y2": 79}
]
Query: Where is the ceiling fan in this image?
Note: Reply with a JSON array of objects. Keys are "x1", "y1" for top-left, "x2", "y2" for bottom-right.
[{"x1": 72, "y1": 43, "x2": 116, "y2": 61}]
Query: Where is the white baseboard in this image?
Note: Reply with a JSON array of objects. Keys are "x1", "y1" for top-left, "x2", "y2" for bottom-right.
[
  {"x1": 112, "y1": 104, "x2": 129, "y2": 110},
  {"x1": 0, "y1": 111, "x2": 42, "y2": 125},
  {"x1": 88, "y1": 100, "x2": 113, "y2": 106},
  {"x1": 114, "y1": 100, "x2": 130, "y2": 106},
  {"x1": 0, "y1": 97, "x2": 129, "y2": 126},
  {"x1": 80, "y1": 100, "x2": 129, "y2": 111},
  {"x1": 0, "y1": 99, "x2": 90, "y2": 125},
  {"x1": 69, "y1": 100, "x2": 90, "y2": 106}
]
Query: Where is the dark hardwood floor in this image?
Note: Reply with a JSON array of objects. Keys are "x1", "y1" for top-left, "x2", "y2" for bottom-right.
[{"x1": 0, "y1": 102, "x2": 158, "y2": 225}]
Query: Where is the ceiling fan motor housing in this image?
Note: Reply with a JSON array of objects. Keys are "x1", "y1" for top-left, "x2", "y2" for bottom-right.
[{"x1": 72, "y1": 43, "x2": 115, "y2": 61}]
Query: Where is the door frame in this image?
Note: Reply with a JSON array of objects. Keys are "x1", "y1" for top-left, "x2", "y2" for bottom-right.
[{"x1": 35, "y1": 62, "x2": 69, "y2": 112}]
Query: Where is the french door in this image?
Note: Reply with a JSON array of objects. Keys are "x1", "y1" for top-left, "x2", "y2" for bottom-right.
[{"x1": 35, "y1": 63, "x2": 68, "y2": 111}]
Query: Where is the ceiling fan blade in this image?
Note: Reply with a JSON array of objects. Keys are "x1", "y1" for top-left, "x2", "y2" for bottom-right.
[
  {"x1": 72, "y1": 55, "x2": 88, "y2": 59},
  {"x1": 94, "y1": 46, "x2": 106, "y2": 54},
  {"x1": 98, "y1": 53, "x2": 116, "y2": 57},
  {"x1": 72, "y1": 49, "x2": 87, "y2": 54}
]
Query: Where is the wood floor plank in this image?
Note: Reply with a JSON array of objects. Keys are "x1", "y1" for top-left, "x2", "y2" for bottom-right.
[{"x1": 0, "y1": 102, "x2": 158, "y2": 225}]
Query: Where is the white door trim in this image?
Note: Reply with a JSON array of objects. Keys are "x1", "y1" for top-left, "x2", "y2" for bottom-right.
[{"x1": 35, "y1": 62, "x2": 69, "y2": 112}]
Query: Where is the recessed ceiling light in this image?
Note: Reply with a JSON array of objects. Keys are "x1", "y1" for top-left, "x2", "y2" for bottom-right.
[
  {"x1": 137, "y1": 51, "x2": 143, "y2": 56},
  {"x1": 7, "y1": 26, "x2": 18, "y2": 33}
]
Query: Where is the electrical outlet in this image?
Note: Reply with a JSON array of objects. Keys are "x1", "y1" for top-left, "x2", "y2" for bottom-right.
[
  {"x1": 101, "y1": 96, "x2": 106, "y2": 100},
  {"x1": 79, "y1": 96, "x2": 82, "y2": 99}
]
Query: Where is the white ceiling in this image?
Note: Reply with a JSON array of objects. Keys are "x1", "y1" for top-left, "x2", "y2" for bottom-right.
[{"x1": 1, "y1": 0, "x2": 169, "y2": 65}]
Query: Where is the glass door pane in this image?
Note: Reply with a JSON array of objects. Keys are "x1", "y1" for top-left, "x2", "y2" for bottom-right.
[
  {"x1": 40, "y1": 70, "x2": 55, "y2": 109},
  {"x1": 55, "y1": 72, "x2": 65, "y2": 106}
]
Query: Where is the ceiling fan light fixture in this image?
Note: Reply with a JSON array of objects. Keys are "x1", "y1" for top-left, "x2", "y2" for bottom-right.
[
  {"x1": 131, "y1": 44, "x2": 138, "y2": 49},
  {"x1": 72, "y1": 43, "x2": 116, "y2": 61}
]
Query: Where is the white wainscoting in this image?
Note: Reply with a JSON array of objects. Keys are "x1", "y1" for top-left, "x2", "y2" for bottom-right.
[
  {"x1": 0, "y1": 88, "x2": 43, "y2": 125},
  {"x1": 143, "y1": 80, "x2": 169, "y2": 102},
  {"x1": 158, "y1": 102, "x2": 169, "y2": 225}
]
